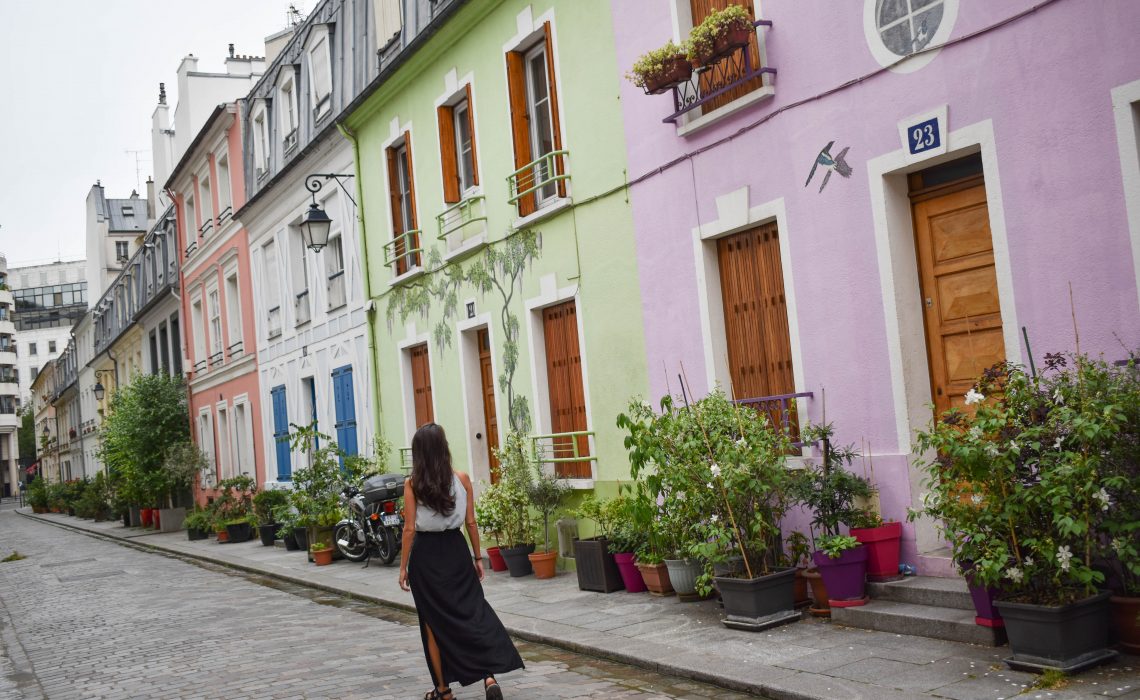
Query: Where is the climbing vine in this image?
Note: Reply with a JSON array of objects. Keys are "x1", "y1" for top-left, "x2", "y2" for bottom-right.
[{"x1": 386, "y1": 228, "x2": 542, "y2": 433}]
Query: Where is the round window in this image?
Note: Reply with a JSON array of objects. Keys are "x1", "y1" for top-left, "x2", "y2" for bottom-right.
[{"x1": 864, "y1": 0, "x2": 958, "y2": 73}]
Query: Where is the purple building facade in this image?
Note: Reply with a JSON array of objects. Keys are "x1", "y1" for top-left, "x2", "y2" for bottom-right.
[{"x1": 613, "y1": 0, "x2": 1140, "y2": 575}]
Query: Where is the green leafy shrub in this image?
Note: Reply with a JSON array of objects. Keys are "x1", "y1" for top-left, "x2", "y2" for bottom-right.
[{"x1": 253, "y1": 489, "x2": 290, "y2": 526}]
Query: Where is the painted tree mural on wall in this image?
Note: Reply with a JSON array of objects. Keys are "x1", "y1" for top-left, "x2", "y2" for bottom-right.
[{"x1": 387, "y1": 228, "x2": 542, "y2": 433}]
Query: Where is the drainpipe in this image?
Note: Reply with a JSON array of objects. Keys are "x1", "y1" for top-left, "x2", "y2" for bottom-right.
[
  {"x1": 336, "y1": 121, "x2": 385, "y2": 449},
  {"x1": 69, "y1": 329, "x2": 85, "y2": 478}
]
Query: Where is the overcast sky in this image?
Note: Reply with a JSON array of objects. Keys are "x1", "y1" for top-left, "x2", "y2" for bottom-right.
[{"x1": 0, "y1": 0, "x2": 293, "y2": 269}]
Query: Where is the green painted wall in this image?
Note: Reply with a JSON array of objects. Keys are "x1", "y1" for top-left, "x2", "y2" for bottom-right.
[{"x1": 345, "y1": 0, "x2": 647, "y2": 501}]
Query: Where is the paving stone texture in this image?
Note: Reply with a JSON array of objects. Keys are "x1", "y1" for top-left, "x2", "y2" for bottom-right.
[
  {"x1": 0, "y1": 511, "x2": 753, "y2": 699},
  {"x1": 9, "y1": 510, "x2": 1140, "y2": 700}
]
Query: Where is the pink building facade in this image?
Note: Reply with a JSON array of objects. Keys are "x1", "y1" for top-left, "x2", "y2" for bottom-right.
[
  {"x1": 613, "y1": 0, "x2": 1140, "y2": 575},
  {"x1": 169, "y1": 102, "x2": 267, "y2": 496}
]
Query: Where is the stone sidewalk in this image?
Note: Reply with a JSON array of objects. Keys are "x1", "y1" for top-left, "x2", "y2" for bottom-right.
[{"x1": 20, "y1": 510, "x2": 1140, "y2": 700}]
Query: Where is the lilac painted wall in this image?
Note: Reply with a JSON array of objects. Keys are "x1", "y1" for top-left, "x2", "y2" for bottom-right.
[{"x1": 613, "y1": 0, "x2": 1140, "y2": 570}]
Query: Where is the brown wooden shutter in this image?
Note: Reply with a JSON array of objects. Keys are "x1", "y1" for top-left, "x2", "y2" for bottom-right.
[
  {"x1": 402, "y1": 131, "x2": 421, "y2": 268},
  {"x1": 386, "y1": 147, "x2": 407, "y2": 275},
  {"x1": 542, "y1": 300, "x2": 590, "y2": 479},
  {"x1": 505, "y1": 51, "x2": 535, "y2": 217},
  {"x1": 541, "y1": 22, "x2": 566, "y2": 198},
  {"x1": 465, "y1": 83, "x2": 479, "y2": 186},
  {"x1": 689, "y1": 0, "x2": 764, "y2": 114},
  {"x1": 717, "y1": 222, "x2": 794, "y2": 402},
  {"x1": 410, "y1": 343, "x2": 434, "y2": 427},
  {"x1": 437, "y1": 105, "x2": 459, "y2": 204}
]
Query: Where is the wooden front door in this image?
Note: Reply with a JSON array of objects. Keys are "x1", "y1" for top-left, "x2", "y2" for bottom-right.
[
  {"x1": 477, "y1": 329, "x2": 500, "y2": 483},
  {"x1": 542, "y1": 300, "x2": 590, "y2": 479},
  {"x1": 912, "y1": 182, "x2": 1005, "y2": 416},
  {"x1": 717, "y1": 222, "x2": 795, "y2": 401},
  {"x1": 409, "y1": 343, "x2": 434, "y2": 428}
]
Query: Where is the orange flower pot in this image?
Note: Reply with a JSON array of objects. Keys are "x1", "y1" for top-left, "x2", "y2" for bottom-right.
[
  {"x1": 312, "y1": 547, "x2": 334, "y2": 566},
  {"x1": 528, "y1": 550, "x2": 558, "y2": 579}
]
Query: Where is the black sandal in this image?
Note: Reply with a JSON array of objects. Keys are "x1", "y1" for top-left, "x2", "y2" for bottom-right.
[
  {"x1": 424, "y1": 688, "x2": 453, "y2": 700},
  {"x1": 485, "y1": 676, "x2": 503, "y2": 700}
]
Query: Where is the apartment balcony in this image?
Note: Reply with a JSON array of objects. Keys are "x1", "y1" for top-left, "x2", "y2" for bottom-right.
[
  {"x1": 436, "y1": 195, "x2": 487, "y2": 259},
  {"x1": 383, "y1": 230, "x2": 424, "y2": 279},
  {"x1": 530, "y1": 430, "x2": 595, "y2": 482},
  {"x1": 208, "y1": 350, "x2": 225, "y2": 368},
  {"x1": 227, "y1": 340, "x2": 244, "y2": 361},
  {"x1": 507, "y1": 150, "x2": 569, "y2": 212},
  {"x1": 198, "y1": 218, "x2": 213, "y2": 239}
]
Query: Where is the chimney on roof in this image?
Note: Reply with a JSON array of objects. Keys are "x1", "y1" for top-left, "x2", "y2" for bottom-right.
[
  {"x1": 158, "y1": 82, "x2": 166, "y2": 105},
  {"x1": 146, "y1": 177, "x2": 155, "y2": 220},
  {"x1": 229, "y1": 43, "x2": 235, "y2": 58}
]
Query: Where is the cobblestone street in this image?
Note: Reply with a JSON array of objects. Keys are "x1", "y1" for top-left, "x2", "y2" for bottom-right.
[{"x1": 0, "y1": 512, "x2": 753, "y2": 699}]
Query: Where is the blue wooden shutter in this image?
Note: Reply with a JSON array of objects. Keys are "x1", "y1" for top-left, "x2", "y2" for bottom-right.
[
  {"x1": 332, "y1": 365, "x2": 358, "y2": 457},
  {"x1": 270, "y1": 385, "x2": 291, "y2": 481}
]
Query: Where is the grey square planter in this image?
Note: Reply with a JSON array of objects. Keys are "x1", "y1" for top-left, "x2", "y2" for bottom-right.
[
  {"x1": 995, "y1": 590, "x2": 1117, "y2": 673},
  {"x1": 158, "y1": 507, "x2": 186, "y2": 533},
  {"x1": 715, "y1": 566, "x2": 800, "y2": 631}
]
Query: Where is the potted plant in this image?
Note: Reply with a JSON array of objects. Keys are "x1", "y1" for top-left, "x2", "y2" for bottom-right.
[
  {"x1": 526, "y1": 454, "x2": 569, "y2": 580},
  {"x1": 275, "y1": 505, "x2": 301, "y2": 551},
  {"x1": 625, "y1": 481, "x2": 673, "y2": 596},
  {"x1": 626, "y1": 41, "x2": 692, "y2": 95},
  {"x1": 608, "y1": 496, "x2": 648, "y2": 594},
  {"x1": 183, "y1": 507, "x2": 212, "y2": 541},
  {"x1": 26, "y1": 478, "x2": 48, "y2": 514},
  {"x1": 849, "y1": 509, "x2": 903, "y2": 583},
  {"x1": 158, "y1": 442, "x2": 206, "y2": 533},
  {"x1": 793, "y1": 422, "x2": 874, "y2": 608},
  {"x1": 475, "y1": 482, "x2": 509, "y2": 572},
  {"x1": 491, "y1": 433, "x2": 538, "y2": 578},
  {"x1": 310, "y1": 541, "x2": 334, "y2": 566},
  {"x1": 785, "y1": 531, "x2": 814, "y2": 609},
  {"x1": 215, "y1": 475, "x2": 256, "y2": 543},
  {"x1": 912, "y1": 354, "x2": 1128, "y2": 672},
  {"x1": 253, "y1": 489, "x2": 289, "y2": 546},
  {"x1": 572, "y1": 496, "x2": 625, "y2": 593},
  {"x1": 688, "y1": 4, "x2": 753, "y2": 65}
]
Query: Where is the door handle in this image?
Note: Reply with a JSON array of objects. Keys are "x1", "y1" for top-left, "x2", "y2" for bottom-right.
[
  {"x1": 936, "y1": 387, "x2": 943, "y2": 396},
  {"x1": 925, "y1": 297, "x2": 933, "y2": 308},
  {"x1": 476, "y1": 432, "x2": 483, "y2": 440}
]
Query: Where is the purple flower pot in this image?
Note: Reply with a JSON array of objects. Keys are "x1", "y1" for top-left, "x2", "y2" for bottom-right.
[
  {"x1": 613, "y1": 552, "x2": 648, "y2": 593},
  {"x1": 813, "y1": 545, "x2": 868, "y2": 604},
  {"x1": 962, "y1": 564, "x2": 1004, "y2": 627}
]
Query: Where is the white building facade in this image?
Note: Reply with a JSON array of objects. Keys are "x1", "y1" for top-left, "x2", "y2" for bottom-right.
[{"x1": 9, "y1": 259, "x2": 87, "y2": 404}]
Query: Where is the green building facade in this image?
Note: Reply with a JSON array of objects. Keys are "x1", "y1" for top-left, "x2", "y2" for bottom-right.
[{"x1": 344, "y1": 0, "x2": 646, "y2": 513}]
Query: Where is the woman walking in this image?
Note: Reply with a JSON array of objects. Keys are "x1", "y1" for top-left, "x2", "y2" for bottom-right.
[{"x1": 399, "y1": 423, "x2": 524, "y2": 699}]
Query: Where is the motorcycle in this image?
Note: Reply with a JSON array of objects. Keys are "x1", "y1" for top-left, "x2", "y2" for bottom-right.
[{"x1": 334, "y1": 473, "x2": 406, "y2": 565}]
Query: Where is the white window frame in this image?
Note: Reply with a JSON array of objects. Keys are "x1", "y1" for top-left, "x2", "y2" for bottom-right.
[
  {"x1": 252, "y1": 104, "x2": 270, "y2": 177},
  {"x1": 290, "y1": 226, "x2": 311, "y2": 326},
  {"x1": 197, "y1": 408, "x2": 215, "y2": 486},
  {"x1": 185, "y1": 194, "x2": 196, "y2": 239},
  {"x1": 523, "y1": 41, "x2": 557, "y2": 206},
  {"x1": 279, "y1": 71, "x2": 299, "y2": 150},
  {"x1": 216, "y1": 402, "x2": 232, "y2": 481},
  {"x1": 216, "y1": 153, "x2": 232, "y2": 215},
  {"x1": 453, "y1": 98, "x2": 476, "y2": 194},
  {"x1": 115, "y1": 241, "x2": 130, "y2": 262},
  {"x1": 207, "y1": 286, "x2": 223, "y2": 359},
  {"x1": 224, "y1": 268, "x2": 242, "y2": 354},
  {"x1": 863, "y1": 0, "x2": 959, "y2": 73},
  {"x1": 325, "y1": 234, "x2": 346, "y2": 311},
  {"x1": 233, "y1": 396, "x2": 254, "y2": 481},
  {"x1": 262, "y1": 239, "x2": 283, "y2": 339},
  {"x1": 190, "y1": 296, "x2": 206, "y2": 366},
  {"x1": 198, "y1": 172, "x2": 213, "y2": 231},
  {"x1": 308, "y1": 29, "x2": 333, "y2": 119}
]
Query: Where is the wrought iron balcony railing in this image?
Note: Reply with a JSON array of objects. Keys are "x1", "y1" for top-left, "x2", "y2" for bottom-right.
[
  {"x1": 734, "y1": 390, "x2": 812, "y2": 450},
  {"x1": 664, "y1": 19, "x2": 775, "y2": 124},
  {"x1": 383, "y1": 230, "x2": 423, "y2": 276},
  {"x1": 198, "y1": 219, "x2": 213, "y2": 238},
  {"x1": 226, "y1": 340, "x2": 244, "y2": 360},
  {"x1": 436, "y1": 195, "x2": 487, "y2": 244},
  {"x1": 531, "y1": 430, "x2": 595, "y2": 480},
  {"x1": 507, "y1": 150, "x2": 569, "y2": 207}
]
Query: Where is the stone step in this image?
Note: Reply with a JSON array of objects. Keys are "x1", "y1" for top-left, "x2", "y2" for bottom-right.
[
  {"x1": 832, "y1": 599, "x2": 1006, "y2": 646},
  {"x1": 868, "y1": 575, "x2": 974, "y2": 611}
]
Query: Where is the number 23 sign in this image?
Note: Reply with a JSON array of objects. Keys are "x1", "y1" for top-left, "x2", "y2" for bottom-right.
[{"x1": 898, "y1": 105, "x2": 948, "y2": 163}]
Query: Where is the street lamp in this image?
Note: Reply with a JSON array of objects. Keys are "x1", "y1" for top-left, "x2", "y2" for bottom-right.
[
  {"x1": 301, "y1": 173, "x2": 356, "y2": 252},
  {"x1": 93, "y1": 369, "x2": 114, "y2": 402}
]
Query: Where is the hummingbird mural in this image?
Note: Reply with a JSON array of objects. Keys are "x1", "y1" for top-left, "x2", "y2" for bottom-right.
[{"x1": 805, "y1": 141, "x2": 852, "y2": 193}]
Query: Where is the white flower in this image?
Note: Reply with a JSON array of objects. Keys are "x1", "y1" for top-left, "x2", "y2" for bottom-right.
[
  {"x1": 1023, "y1": 556, "x2": 1034, "y2": 567},
  {"x1": 1008, "y1": 440, "x2": 1019, "y2": 453},
  {"x1": 640, "y1": 400, "x2": 653, "y2": 411},
  {"x1": 964, "y1": 388, "x2": 985, "y2": 405},
  {"x1": 706, "y1": 482, "x2": 714, "y2": 490},
  {"x1": 1112, "y1": 538, "x2": 1126, "y2": 554},
  {"x1": 968, "y1": 426, "x2": 983, "y2": 440},
  {"x1": 710, "y1": 463, "x2": 722, "y2": 478},
  {"x1": 1056, "y1": 545, "x2": 1073, "y2": 572},
  {"x1": 656, "y1": 493, "x2": 665, "y2": 507},
  {"x1": 1005, "y1": 566, "x2": 1024, "y2": 583},
  {"x1": 1052, "y1": 388, "x2": 1065, "y2": 405},
  {"x1": 676, "y1": 491, "x2": 686, "y2": 502},
  {"x1": 970, "y1": 493, "x2": 983, "y2": 505},
  {"x1": 1054, "y1": 436, "x2": 1064, "y2": 451},
  {"x1": 710, "y1": 514, "x2": 719, "y2": 523},
  {"x1": 1093, "y1": 488, "x2": 1111, "y2": 511},
  {"x1": 984, "y1": 443, "x2": 1000, "y2": 457},
  {"x1": 735, "y1": 438, "x2": 747, "y2": 448}
]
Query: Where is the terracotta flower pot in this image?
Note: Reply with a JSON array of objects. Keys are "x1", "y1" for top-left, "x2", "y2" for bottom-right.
[
  {"x1": 794, "y1": 568, "x2": 812, "y2": 606},
  {"x1": 636, "y1": 561, "x2": 674, "y2": 596},
  {"x1": 528, "y1": 550, "x2": 558, "y2": 579},
  {"x1": 712, "y1": 26, "x2": 752, "y2": 59},
  {"x1": 486, "y1": 546, "x2": 508, "y2": 572},
  {"x1": 1110, "y1": 595, "x2": 1140, "y2": 654},
  {"x1": 643, "y1": 55, "x2": 693, "y2": 95},
  {"x1": 216, "y1": 529, "x2": 229, "y2": 543},
  {"x1": 802, "y1": 568, "x2": 830, "y2": 617},
  {"x1": 139, "y1": 508, "x2": 153, "y2": 527},
  {"x1": 312, "y1": 547, "x2": 334, "y2": 566}
]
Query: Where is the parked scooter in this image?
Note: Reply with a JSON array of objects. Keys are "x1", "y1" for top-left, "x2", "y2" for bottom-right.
[{"x1": 334, "y1": 473, "x2": 405, "y2": 565}]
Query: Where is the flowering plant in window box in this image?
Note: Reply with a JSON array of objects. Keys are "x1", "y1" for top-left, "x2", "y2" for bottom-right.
[
  {"x1": 910, "y1": 352, "x2": 1138, "y2": 670},
  {"x1": 626, "y1": 41, "x2": 692, "y2": 95},
  {"x1": 687, "y1": 4, "x2": 753, "y2": 66}
]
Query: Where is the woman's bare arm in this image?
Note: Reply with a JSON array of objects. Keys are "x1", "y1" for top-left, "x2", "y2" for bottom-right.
[
  {"x1": 458, "y1": 471, "x2": 484, "y2": 581},
  {"x1": 398, "y1": 479, "x2": 416, "y2": 591}
]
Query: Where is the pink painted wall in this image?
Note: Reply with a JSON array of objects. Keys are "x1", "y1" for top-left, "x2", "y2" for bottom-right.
[
  {"x1": 174, "y1": 108, "x2": 266, "y2": 494},
  {"x1": 612, "y1": 0, "x2": 1140, "y2": 568}
]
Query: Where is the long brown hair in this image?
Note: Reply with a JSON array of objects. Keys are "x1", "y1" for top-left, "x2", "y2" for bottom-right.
[{"x1": 411, "y1": 423, "x2": 456, "y2": 516}]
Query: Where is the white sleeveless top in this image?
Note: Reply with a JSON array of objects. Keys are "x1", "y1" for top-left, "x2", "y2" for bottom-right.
[{"x1": 415, "y1": 473, "x2": 466, "y2": 531}]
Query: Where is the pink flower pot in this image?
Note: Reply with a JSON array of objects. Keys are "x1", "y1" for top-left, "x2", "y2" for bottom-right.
[{"x1": 613, "y1": 552, "x2": 648, "y2": 593}]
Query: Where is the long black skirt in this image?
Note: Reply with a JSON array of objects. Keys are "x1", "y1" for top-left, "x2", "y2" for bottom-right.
[{"x1": 407, "y1": 528, "x2": 524, "y2": 687}]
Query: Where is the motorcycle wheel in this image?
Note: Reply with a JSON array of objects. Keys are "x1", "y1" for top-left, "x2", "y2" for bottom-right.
[
  {"x1": 334, "y1": 522, "x2": 369, "y2": 562},
  {"x1": 375, "y1": 526, "x2": 398, "y2": 565}
]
